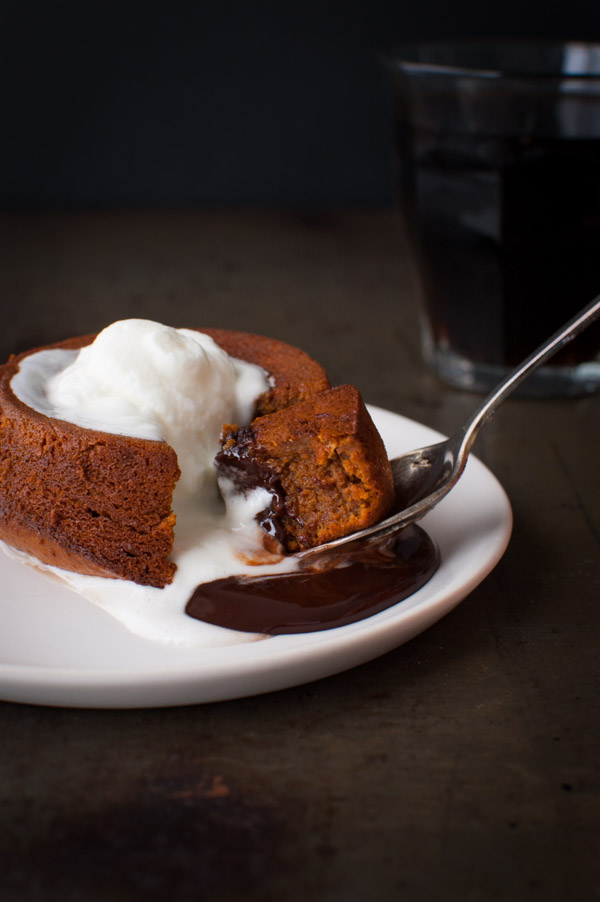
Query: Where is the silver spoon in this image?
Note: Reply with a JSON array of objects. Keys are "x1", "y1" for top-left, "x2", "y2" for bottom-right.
[{"x1": 300, "y1": 294, "x2": 600, "y2": 561}]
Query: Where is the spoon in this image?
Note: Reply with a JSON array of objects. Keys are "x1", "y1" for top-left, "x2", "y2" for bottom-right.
[{"x1": 299, "y1": 294, "x2": 600, "y2": 561}]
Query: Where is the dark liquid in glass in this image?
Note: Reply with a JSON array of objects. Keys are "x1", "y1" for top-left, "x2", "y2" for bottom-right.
[{"x1": 398, "y1": 126, "x2": 600, "y2": 367}]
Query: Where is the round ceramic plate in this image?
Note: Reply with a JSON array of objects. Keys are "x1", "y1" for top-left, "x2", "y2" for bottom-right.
[{"x1": 0, "y1": 407, "x2": 512, "y2": 709}]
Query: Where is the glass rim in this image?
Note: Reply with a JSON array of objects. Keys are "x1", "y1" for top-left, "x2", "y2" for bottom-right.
[{"x1": 384, "y1": 40, "x2": 600, "y2": 80}]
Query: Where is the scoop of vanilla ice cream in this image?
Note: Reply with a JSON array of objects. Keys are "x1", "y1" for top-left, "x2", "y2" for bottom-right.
[{"x1": 44, "y1": 320, "x2": 268, "y2": 498}]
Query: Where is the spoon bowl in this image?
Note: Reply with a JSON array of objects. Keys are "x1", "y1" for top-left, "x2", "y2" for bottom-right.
[{"x1": 299, "y1": 294, "x2": 600, "y2": 563}]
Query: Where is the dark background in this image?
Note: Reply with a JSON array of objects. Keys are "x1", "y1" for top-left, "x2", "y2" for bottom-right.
[{"x1": 2, "y1": 0, "x2": 600, "y2": 209}]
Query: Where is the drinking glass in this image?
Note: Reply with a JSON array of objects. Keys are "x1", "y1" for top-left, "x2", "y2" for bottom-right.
[{"x1": 386, "y1": 41, "x2": 600, "y2": 396}]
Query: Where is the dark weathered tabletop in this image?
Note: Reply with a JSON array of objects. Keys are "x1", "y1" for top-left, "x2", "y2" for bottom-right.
[{"x1": 0, "y1": 211, "x2": 598, "y2": 901}]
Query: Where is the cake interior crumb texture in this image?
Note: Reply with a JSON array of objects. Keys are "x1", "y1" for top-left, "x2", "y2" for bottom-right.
[{"x1": 217, "y1": 385, "x2": 394, "y2": 552}]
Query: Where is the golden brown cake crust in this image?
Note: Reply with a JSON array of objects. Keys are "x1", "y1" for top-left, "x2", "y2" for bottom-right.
[
  {"x1": 0, "y1": 354, "x2": 180, "y2": 586},
  {"x1": 200, "y1": 327, "x2": 330, "y2": 413},
  {"x1": 0, "y1": 327, "x2": 332, "y2": 586}
]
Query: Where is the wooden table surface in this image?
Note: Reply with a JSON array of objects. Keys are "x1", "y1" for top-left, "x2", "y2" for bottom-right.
[{"x1": 0, "y1": 210, "x2": 598, "y2": 901}]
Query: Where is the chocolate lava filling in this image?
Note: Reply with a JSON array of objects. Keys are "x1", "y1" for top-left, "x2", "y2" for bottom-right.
[
  {"x1": 186, "y1": 524, "x2": 440, "y2": 635},
  {"x1": 215, "y1": 424, "x2": 294, "y2": 548},
  {"x1": 208, "y1": 423, "x2": 440, "y2": 635}
]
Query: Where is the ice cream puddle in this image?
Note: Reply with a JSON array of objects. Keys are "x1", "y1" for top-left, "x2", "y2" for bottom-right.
[{"x1": 6, "y1": 319, "x2": 439, "y2": 646}]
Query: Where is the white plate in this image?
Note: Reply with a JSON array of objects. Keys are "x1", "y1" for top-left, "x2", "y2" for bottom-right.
[{"x1": 0, "y1": 407, "x2": 512, "y2": 709}]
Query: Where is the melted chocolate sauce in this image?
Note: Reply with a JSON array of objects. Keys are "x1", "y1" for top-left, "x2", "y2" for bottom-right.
[
  {"x1": 185, "y1": 525, "x2": 439, "y2": 635},
  {"x1": 216, "y1": 426, "x2": 289, "y2": 546}
]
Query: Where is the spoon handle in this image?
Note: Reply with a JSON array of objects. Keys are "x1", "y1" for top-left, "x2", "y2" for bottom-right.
[{"x1": 461, "y1": 293, "x2": 600, "y2": 453}]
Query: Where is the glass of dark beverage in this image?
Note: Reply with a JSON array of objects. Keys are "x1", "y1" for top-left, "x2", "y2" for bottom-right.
[{"x1": 386, "y1": 42, "x2": 600, "y2": 396}]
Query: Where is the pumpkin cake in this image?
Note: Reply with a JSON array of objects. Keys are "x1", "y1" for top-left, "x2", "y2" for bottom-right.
[
  {"x1": 216, "y1": 384, "x2": 394, "y2": 552},
  {"x1": 0, "y1": 326, "x2": 393, "y2": 588}
]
